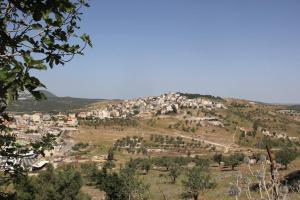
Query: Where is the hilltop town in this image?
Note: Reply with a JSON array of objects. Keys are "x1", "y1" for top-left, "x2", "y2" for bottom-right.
[{"x1": 78, "y1": 92, "x2": 226, "y2": 119}]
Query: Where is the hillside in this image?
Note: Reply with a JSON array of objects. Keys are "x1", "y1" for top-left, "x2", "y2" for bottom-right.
[
  {"x1": 73, "y1": 93, "x2": 300, "y2": 200},
  {"x1": 8, "y1": 91, "x2": 103, "y2": 113},
  {"x1": 77, "y1": 92, "x2": 300, "y2": 152},
  {"x1": 8, "y1": 91, "x2": 300, "y2": 200}
]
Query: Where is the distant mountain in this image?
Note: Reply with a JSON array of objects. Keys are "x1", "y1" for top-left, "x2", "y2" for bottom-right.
[
  {"x1": 18, "y1": 90, "x2": 57, "y2": 100},
  {"x1": 18, "y1": 91, "x2": 34, "y2": 100},
  {"x1": 40, "y1": 90, "x2": 57, "y2": 98},
  {"x1": 8, "y1": 91, "x2": 103, "y2": 113}
]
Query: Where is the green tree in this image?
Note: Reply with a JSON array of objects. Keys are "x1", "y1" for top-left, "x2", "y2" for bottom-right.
[
  {"x1": 14, "y1": 165, "x2": 90, "y2": 200},
  {"x1": 212, "y1": 153, "x2": 223, "y2": 166},
  {"x1": 182, "y1": 166, "x2": 216, "y2": 200},
  {"x1": 169, "y1": 163, "x2": 181, "y2": 184},
  {"x1": 194, "y1": 157, "x2": 210, "y2": 171},
  {"x1": 223, "y1": 153, "x2": 244, "y2": 170},
  {"x1": 140, "y1": 158, "x2": 152, "y2": 174},
  {"x1": 80, "y1": 162, "x2": 98, "y2": 183},
  {"x1": 96, "y1": 171, "x2": 125, "y2": 200},
  {"x1": 0, "y1": 0, "x2": 91, "y2": 195},
  {"x1": 107, "y1": 148, "x2": 114, "y2": 161},
  {"x1": 97, "y1": 166, "x2": 148, "y2": 200},
  {"x1": 153, "y1": 156, "x2": 173, "y2": 171},
  {"x1": 103, "y1": 161, "x2": 115, "y2": 170},
  {"x1": 119, "y1": 167, "x2": 149, "y2": 200},
  {"x1": 275, "y1": 148, "x2": 298, "y2": 169}
]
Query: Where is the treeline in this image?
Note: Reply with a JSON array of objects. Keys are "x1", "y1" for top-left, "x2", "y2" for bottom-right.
[
  {"x1": 149, "y1": 134, "x2": 202, "y2": 148},
  {"x1": 113, "y1": 135, "x2": 210, "y2": 156},
  {"x1": 113, "y1": 134, "x2": 215, "y2": 155},
  {"x1": 179, "y1": 93, "x2": 224, "y2": 101},
  {"x1": 150, "y1": 134, "x2": 185, "y2": 146},
  {"x1": 113, "y1": 136, "x2": 147, "y2": 154},
  {"x1": 79, "y1": 118, "x2": 139, "y2": 127},
  {"x1": 114, "y1": 136, "x2": 143, "y2": 148}
]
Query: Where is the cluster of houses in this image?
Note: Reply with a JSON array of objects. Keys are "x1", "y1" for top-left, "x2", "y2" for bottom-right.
[
  {"x1": 262, "y1": 129, "x2": 299, "y2": 142},
  {"x1": 277, "y1": 109, "x2": 300, "y2": 116},
  {"x1": 5, "y1": 113, "x2": 78, "y2": 142},
  {"x1": 78, "y1": 93, "x2": 227, "y2": 120},
  {"x1": 0, "y1": 113, "x2": 79, "y2": 172},
  {"x1": 277, "y1": 109, "x2": 300, "y2": 122},
  {"x1": 237, "y1": 126, "x2": 299, "y2": 142}
]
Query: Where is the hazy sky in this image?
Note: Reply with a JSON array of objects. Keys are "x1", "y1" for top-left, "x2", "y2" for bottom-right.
[{"x1": 34, "y1": 0, "x2": 300, "y2": 103}]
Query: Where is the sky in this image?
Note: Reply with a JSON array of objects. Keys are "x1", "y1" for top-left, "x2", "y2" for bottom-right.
[{"x1": 34, "y1": 0, "x2": 300, "y2": 103}]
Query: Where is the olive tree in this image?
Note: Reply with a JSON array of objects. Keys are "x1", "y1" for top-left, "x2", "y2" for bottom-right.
[
  {"x1": 96, "y1": 166, "x2": 149, "y2": 200},
  {"x1": 223, "y1": 153, "x2": 244, "y2": 171},
  {"x1": 212, "y1": 153, "x2": 222, "y2": 166},
  {"x1": 169, "y1": 163, "x2": 181, "y2": 184},
  {"x1": 14, "y1": 165, "x2": 90, "y2": 200},
  {"x1": 275, "y1": 148, "x2": 298, "y2": 170},
  {"x1": 182, "y1": 166, "x2": 216, "y2": 200}
]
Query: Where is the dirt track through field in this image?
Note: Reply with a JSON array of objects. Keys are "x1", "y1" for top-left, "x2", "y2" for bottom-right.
[{"x1": 172, "y1": 131, "x2": 231, "y2": 153}]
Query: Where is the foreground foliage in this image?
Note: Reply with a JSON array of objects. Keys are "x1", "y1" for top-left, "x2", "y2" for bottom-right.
[
  {"x1": 0, "y1": 1, "x2": 91, "y2": 198},
  {"x1": 12, "y1": 165, "x2": 90, "y2": 200},
  {"x1": 96, "y1": 166, "x2": 149, "y2": 200}
]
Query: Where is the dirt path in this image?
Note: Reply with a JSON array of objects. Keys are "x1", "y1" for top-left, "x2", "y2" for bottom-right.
[
  {"x1": 172, "y1": 131, "x2": 232, "y2": 153},
  {"x1": 139, "y1": 121, "x2": 234, "y2": 153}
]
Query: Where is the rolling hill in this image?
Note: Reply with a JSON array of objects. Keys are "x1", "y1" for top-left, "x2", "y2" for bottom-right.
[{"x1": 8, "y1": 91, "x2": 104, "y2": 113}]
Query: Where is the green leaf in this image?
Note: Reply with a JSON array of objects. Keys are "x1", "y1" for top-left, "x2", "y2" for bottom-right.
[
  {"x1": 80, "y1": 33, "x2": 92, "y2": 47},
  {"x1": 31, "y1": 90, "x2": 47, "y2": 101},
  {"x1": 32, "y1": 23, "x2": 43, "y2": 30}
]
